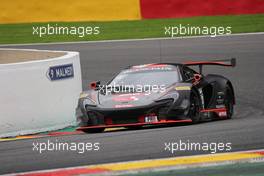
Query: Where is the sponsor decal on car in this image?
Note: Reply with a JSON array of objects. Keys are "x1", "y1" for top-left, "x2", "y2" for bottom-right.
[
  {"x1": 175, "y1": 86, "x2": 191, "y2": 91},
  {"x1": 218, "y1": 111, "x2": 227, "y2": 117},
  {"x1": 125, "y1": 65, "x2": 173, "y2": 73},
  {"x1": 47, "y1": 63, "x2": 74, "y2": 81},
  {"x1": 144, "y1": 114, "x2": 158, "y2": 123},
  {"x1": 113, "y1": 96, "x2": 139, "y2": 102},
  {"x1": 115, "y1": 104, "x2": 134, "y2": 108},
  {"x1": 118, "y1": 93, "x2": 147, "y2": 97}
]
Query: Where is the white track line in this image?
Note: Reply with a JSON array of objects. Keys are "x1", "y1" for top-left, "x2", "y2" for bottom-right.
[{"x1": 0, "y1": 32, "x2": 264, "y2": 47}]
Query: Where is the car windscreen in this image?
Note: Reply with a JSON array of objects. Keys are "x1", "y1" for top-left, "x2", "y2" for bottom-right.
[{"x1": 108, "y1": 66, "x2": 180, "y2": 87}]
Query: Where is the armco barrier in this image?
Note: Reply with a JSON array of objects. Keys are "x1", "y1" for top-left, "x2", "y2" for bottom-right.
[
  {"x1": 140, "y1": 0, "x2": 264, "y2": 19},
  {"x1": 0, "y1": 49, "x2": 82, "y2": 137}
]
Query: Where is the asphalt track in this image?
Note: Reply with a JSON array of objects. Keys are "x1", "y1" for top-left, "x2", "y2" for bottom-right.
[{"x1": 0, "y1": 34, "x2": 264, "y2": 174}]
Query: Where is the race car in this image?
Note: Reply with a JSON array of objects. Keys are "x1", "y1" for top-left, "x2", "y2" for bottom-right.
[{"x1": 76, "y1": 58, "x2": 236, "y2": 133}]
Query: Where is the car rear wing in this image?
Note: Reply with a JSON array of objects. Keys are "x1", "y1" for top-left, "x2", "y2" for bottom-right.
[{"x1": 183, "y1": 58, "x2": 236, "y2": 74}]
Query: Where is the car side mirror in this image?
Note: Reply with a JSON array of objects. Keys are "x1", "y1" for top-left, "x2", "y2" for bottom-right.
[
  {"x1": 193, "y1": 74, "x2": 202, "y2": 85},
  {"x1": 90, "y1": 81, "x2": 100, "y2": 90}
]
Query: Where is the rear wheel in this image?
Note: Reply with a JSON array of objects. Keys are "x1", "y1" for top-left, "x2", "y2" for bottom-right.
[
  {"x1": 189, "y1": 90, "x2": 202, "y2": 123},
  {"x1": 225, "y1": 85, "x2": 234, "y2": 119}
]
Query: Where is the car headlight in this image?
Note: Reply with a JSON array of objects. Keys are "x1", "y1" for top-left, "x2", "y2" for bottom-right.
[
  {"x1": 156, "y1": 92, "x2": 179, "y2": 102},
  {"x1": 83, "y1": 98, "x2": 97, "y2": 107},
  {"x1": 79, "y1": 92, "x2": 89, "y2": 99}
]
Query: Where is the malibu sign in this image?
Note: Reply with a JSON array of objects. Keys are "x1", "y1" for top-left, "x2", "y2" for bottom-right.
[{"x1": 47, "y1": 63, "x2": 74, "y2": 81}]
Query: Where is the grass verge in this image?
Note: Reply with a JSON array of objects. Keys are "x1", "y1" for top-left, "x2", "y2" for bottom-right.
[{"x1": 0, "y1": 14, "x2": 263, "y2": 44}]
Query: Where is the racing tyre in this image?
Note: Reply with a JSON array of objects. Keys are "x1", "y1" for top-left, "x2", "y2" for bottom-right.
[
  {"x1": 225, "y1": 85, "x2": 234, "y2": 119},
  {"x1": 189, "y1": 90, "x2": 202, "y2": 123},
  {"x1": 82, "y1": 113, "x2": 105, "y2": 133}
]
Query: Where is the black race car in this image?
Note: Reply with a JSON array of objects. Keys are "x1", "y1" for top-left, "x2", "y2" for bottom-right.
[{"x1": 76, "y1": 59, "x2": 236, "y2": 133}]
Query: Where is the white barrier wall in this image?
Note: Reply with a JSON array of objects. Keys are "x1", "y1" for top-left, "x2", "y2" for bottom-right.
[{"x1": 0, "y1": 49, "x2": 82, "y2": 137}]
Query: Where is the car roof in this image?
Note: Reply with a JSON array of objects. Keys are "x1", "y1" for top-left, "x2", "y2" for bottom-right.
[{"x1": 126, "y1": 63, "x2": 183, "y2": 70}]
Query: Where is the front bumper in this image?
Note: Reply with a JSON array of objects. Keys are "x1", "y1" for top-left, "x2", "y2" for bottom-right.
[{"x1": 76, "y1": 98, "x2": 191, "y2": 127}]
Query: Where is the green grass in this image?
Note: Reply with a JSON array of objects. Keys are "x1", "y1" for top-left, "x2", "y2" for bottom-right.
[{"x1": 0, "y1": 14, "x2": 264, "y2": 44}]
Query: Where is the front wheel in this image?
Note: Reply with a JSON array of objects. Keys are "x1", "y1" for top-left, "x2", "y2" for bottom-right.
[{"x1": 82, "y1": 112, "x2": 105, "y2": 133}]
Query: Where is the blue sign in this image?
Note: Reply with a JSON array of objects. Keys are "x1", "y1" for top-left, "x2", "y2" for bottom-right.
[{"x1": 47, "y1": 64, "x2": 74, "y2": 81}]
